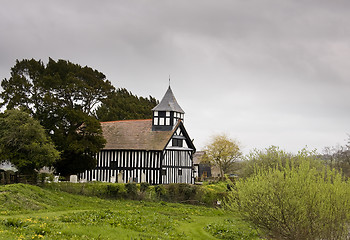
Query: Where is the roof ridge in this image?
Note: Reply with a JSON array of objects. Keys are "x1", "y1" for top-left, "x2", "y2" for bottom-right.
[{"x1": 101, "y1": 119, "x2": 152, "y2": 124}]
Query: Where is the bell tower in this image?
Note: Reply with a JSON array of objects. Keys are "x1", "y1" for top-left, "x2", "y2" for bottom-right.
[{"x1": 152, "y1": 86, "x2": 185, "y2": 131}]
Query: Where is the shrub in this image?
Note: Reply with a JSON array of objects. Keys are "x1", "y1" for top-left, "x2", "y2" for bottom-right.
[
  {"x1": 106, "y1": 184, "x2": 126, "y2": 198},
  {"x1": 166, "y1": 183, "x2": 177, "y2": 200},
  {"x1": 199, "y1": 182, "x2": 230, "y2": 206},
  {"x1": 38, "y1": 173, "x2": 54, "y2": 184},
  {"x1": 43, "y1": 182, "x2": 225, "y2": 206},
  {"x1": 140, "y1": 182, "x2": 150, "y2": 192},
  {"x1": 125, "y1": 183, "x2": 138, "y2": 199},
  {"x1": 43, "y1": 182, "x2": 127, "y2": 199},
  {"x1": 178, "y1": 183, "x2": 197, "y2": 200},
  {"x1": 226, "y1": 157, "x2": 350, "y2": 240},
  {"x1": 164, "y1": 183, "x2": 199, "y2": 202},
  {"x1": 154, "y1": 185, "x2": 166, "y2": 199}
]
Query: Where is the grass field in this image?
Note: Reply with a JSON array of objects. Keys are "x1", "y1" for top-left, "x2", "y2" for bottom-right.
[{"x1": 0, "y1": 184, "x2": 260, "y2": 240}]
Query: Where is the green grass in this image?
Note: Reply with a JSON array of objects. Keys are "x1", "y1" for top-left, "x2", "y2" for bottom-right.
[{"x1": 0, "y1": 184, "x2": 261, "y2": 239}]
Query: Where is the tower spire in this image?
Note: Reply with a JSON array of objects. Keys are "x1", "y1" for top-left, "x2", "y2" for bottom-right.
[{"x1": 152, "y1": 83, "x2": 185, "y2": 131}]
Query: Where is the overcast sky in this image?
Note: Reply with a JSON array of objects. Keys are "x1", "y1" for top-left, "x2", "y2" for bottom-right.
[{"x1": 1, "y1": 0, "x2": 350, "y2": 154}]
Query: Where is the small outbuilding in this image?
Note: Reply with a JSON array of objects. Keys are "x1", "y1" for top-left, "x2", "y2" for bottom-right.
[{"x1": 0, "y1": 161, "x2": 18, "y2": 184}]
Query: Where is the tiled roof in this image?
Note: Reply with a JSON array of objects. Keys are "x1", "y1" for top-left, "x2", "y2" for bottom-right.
[
  {"x1": 152, "y1": 86, "x2": 185, "y2": 113},
  {"x1": 193, "y1": 151, "x2": 205, "y2": 164},
  {"x1": 101, "y1": 119, "x2": 175, "y2": 151}
]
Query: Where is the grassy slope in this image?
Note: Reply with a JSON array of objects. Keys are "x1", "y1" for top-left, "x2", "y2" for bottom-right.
[
  {"x1": 0, "y1": 184, "x2": 260, "y2": 240},
  {"x1": 0, "y1": 183, "x2": 111, "y2": 213}
]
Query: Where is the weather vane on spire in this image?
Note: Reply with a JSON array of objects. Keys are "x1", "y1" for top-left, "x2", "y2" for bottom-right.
[{"x1": 169, "y1": 75, "x2": 171, "y2": 87}]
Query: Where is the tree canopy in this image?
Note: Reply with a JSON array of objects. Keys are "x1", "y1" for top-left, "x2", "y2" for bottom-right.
[
  {"x1": 322, "y1": 136, "x2": 350, "y2": 178},
  {"x1": 95, "y1": 88, "x2": 158, "y2": 121},
  {"x1": 0, "y1": 58, "x2": 114, "y2": 175},
  {"x1": 239, "y1": 146, "x2": 323, "y2": 178},
  {"x1": 201, "y1": 134, "x2": 241, "y2": 178},
  {"x1": 0, "y1": 109, "x2": 60, "y2": 174}
]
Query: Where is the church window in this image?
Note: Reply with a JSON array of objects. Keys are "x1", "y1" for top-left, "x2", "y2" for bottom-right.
[
  {"x1": 154, "y1": 118, "x2": 158, "y2": 125},
  {"x1": 162, "y1": 168, "x2": 167, "y2": 175},
  {"x1": 166, "y1": 118, "x2": 170, "y2": 125},
  {"x1": 159, "y1": 118, "x2": 164, "y2": 125},
  {"x1": 172, "y1": 138, "x2": 183, "y2": 147},
  {"x1": 110, "y1": 161, "x2": 117, "y2": 169}
]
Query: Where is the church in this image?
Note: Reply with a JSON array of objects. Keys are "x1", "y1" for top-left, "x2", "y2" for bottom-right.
[{"x1": 80, "y1": 86, "x2": 196, "y2": 184}]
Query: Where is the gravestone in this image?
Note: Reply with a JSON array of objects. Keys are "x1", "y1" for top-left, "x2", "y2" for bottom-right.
[
  {"x1": 141, "y1": 172, "x2": 146, "y2": 182},
  {"x1": 70, "y1": 175, "x2": 78, "y2": 183},
  {"x1": 117, "y1": 171, "x2": 123, "y2": 183},
  {"x1": 110, "y1": 176, "x2": 116, "y2": 183},
  {"x1": 53, "y1": 176, "x2": 59, "y2": 183}
]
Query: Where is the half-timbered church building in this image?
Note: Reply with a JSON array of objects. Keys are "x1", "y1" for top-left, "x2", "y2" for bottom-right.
[{"x1": 80, "y1": 86, "x2": 196, "y2": 184}]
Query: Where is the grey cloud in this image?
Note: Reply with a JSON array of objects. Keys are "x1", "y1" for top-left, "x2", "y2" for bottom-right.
[{"x1": 1, "y1": 0, "x2": 350, "y2": 153}]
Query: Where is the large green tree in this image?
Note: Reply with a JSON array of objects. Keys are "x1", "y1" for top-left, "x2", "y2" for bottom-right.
[
  {"x1": 95, "y1": 88, "x2": 158, "y2": 121},
  {"x1": 0, "y1": 109, "x2": 60, "y2": 175},
  {"x1": 0, "y1": 58, "x2": 114, "y2": 176}
]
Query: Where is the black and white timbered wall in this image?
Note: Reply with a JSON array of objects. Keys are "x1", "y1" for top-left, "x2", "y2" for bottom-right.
[
  {"x1": 161, "y1": 150, "x2": 193, "y2": 184},
  {"x1": 81, "y1": 150, "x2": 162, "y2": 184},
  {"x1": 80, "y1": 148, "x2": 194, "y2": 184},
  {"x1": 160, "y1": 126, "x2": 194, "y2": 184}
]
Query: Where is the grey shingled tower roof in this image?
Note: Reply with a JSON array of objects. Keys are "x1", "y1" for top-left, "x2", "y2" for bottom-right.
[{"x1": 152, "y1": 86, "x2": 185, "y2": 113}]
